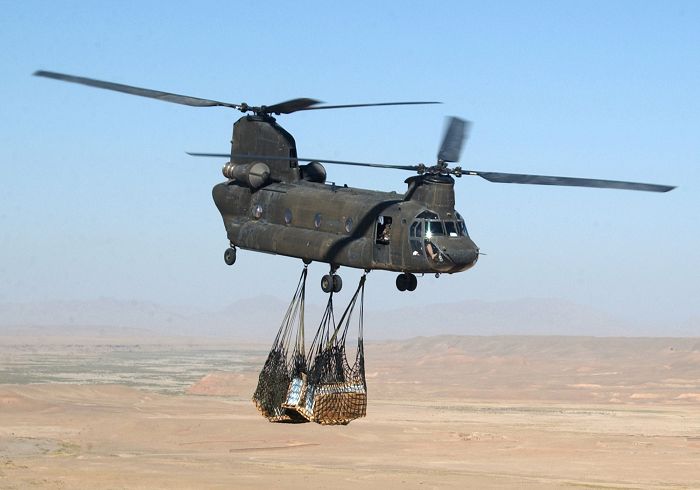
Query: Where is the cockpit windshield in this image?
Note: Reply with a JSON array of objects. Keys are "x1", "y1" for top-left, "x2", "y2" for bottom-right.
[
  {"x1": 410, "y1": 211, "x2": 469, "y2": 239},
  {"x1": 426, "y1": 220, "x2": 444, "y2": 236}
]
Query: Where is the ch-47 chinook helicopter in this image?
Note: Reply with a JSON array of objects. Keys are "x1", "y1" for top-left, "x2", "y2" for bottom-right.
[{"x1": 35, "y1": 71, "x2": 675, "y2": 293}]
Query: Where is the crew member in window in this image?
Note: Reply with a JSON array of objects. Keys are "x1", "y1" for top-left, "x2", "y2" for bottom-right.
[{"x1": 380, "y1": 222, "x2": 391, "y2": 243}]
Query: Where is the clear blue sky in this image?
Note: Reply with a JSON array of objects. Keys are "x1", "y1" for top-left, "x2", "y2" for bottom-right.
[{"x1": 1, "y1": 1, "x2": 698, "y2": 329}]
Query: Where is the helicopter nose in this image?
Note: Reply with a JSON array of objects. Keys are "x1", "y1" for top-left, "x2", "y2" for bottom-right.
[
  {"x1": 460, "y1": 247, "x2": 479, "y2": 269},
  {"x1": 447, "y1": 243, "x2": 479, "y2": 272}
]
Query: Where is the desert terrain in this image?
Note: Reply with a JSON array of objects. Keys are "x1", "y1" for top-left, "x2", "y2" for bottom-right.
[{"x1": 1, "y1": 335, "x2": 699, "y2": 489}]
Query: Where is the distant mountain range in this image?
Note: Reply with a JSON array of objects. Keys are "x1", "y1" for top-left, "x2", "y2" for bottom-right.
[{"x1": 0, "y1": 297, "x2": 697, "y2": 341}]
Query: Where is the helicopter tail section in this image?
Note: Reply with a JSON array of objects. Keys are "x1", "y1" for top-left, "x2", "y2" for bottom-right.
[{"x1": 231, "y1": 117, "x2": 300, "y2": 183}]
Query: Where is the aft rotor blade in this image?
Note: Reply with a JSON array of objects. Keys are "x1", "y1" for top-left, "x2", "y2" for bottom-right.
[
  {"x1": 438, "y1": 116, "x2": 470, "y2": 163},
  {"x1": 34, "y1": 70, "x2": 242, "y2": 109},
  {"x1": 187, "y1": 152, "x2": 418, "y2": 171},
  {"x1": 298, "y1": 101, "x2": 441, "y2": 111},
  {"x1": 467, "y1": 171, "x2": 675, "y2": 193}
]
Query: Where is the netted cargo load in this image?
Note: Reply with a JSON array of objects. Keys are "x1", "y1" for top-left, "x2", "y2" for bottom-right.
[
  {"x1": 252, "y1": 267, "x2": 309, "y2": 423},
  {"x1": 290, "y1": 274, "x2": 367, "y2": 425},
  {"x1": 253, "y1": 268, "x2": 368, "y2": 425}
]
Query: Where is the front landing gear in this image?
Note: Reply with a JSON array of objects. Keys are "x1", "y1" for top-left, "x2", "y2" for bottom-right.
[
  {"x1": 321, "y1": 266, "x2": 342, "y2": 293},
  {"x1": 396, "y1": 273, "x2": 417, "y2": 292},
  {"x1": 224, "y1": 246, "x2": 237, "y2": 266}
]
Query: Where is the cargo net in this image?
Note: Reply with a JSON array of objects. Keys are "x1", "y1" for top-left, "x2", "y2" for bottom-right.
[
  {"x1": 252, "y1": 267, "x2": 367, "y2": 426},
  {"x1": 252, "y1": 266, "x2": 308, "y2": 423}
]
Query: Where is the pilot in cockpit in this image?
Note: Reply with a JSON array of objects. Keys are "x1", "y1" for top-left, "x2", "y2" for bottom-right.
[{"x1": 425, "y1": 240, "x2": 438, "y2": 261}]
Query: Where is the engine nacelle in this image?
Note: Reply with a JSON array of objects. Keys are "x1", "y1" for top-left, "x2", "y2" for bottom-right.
[
  {"x1": 222, "y1": 161, "x2": 271, "y2": 189},
  {"x1": 301, "y1": 161, "x2": 327, "y2": 183}
]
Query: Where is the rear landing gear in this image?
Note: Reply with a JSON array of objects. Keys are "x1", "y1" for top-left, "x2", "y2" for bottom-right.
[
  {"x1": 224, "y1": 246, "x2": 237, "y2": 266},
  {"x1": 321, "y1": 274, "x2": 343, "y2": 293},
  {"x1": 396, "y1": 273, "x2": 417, "y2": 292},
  {"x1": 321, "y1": 266, "x2": 342, "y2": 293}
]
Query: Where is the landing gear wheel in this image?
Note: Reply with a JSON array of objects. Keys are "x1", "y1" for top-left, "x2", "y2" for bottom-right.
[
  {"x1": 224, "y1": 247, "x2": 236, "y2": 266},
  {"x1": 321, "y1": 274, "x2": 333, "y2": 293},
  {"x1": 396, "y1": 273, "x2": 407, "y2": 292},
  {"x1": 332, "y1": 275, "x2": 343, "y2": 293},
  {"x1": 406, "y1": 273, "x2": 418, "y2": 292},
  {"x1": 396, "y1": 273, "x2": 417, "y2": 292}
]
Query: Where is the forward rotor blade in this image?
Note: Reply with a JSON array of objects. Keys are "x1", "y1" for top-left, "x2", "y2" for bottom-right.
[
  {"x1": 438, "y1": 117, "x2": 470, "y2": 163},
  {"x1": 297, "y1": 101, "x2": 441, "y2": 111},
  {"x1": 187, "y1": 152, "x2": 418, "y2": 171},
  {"x1": 467, "y1": 171, "x2": 675, "y2": 193},
  {"x1": 265, "y1": 98, "x2": 321, "y2": 114},
  {"x1": 34, "y1": 70, "x2": 242, "y2": 109},
  {"x1": 187, "y1": 153, "x2": 234, "y2": 158}
]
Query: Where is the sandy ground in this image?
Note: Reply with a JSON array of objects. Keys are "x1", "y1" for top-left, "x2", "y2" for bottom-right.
[{"x1": 1, "y1": 336, "x2": 699, "y2": 489}]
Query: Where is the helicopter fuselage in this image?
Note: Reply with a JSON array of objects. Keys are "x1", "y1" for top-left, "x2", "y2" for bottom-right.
[{"x1": 212, "y1": 176, "x2": 479, "y2": 275}]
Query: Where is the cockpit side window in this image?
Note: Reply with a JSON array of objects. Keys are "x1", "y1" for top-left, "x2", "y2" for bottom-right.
[
  {"x1": 410, "y1": 221, "x2": 422, "y2": 238},
  {"x1": 410, "y1": 240, "x2": 423, "y2": 256},
  {"x1": 458, "y1": 220, "x2": 468, "y2": 236}
]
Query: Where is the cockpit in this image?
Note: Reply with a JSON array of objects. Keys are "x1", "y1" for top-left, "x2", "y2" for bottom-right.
[{"x1": 409, "y1": 210, "x2": 475, "y2": 269}]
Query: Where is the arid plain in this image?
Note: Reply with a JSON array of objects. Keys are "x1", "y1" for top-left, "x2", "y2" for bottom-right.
[{"x1": 1, "y1": 334, "x2": 699, "y2": 489}]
